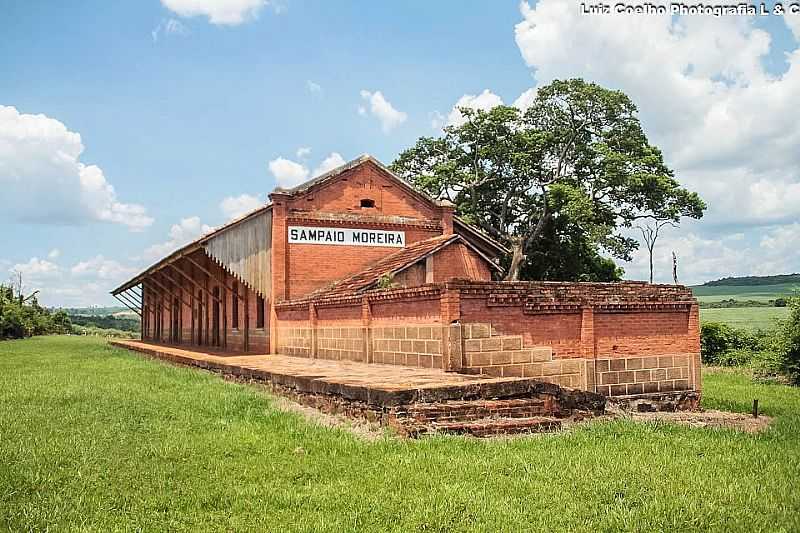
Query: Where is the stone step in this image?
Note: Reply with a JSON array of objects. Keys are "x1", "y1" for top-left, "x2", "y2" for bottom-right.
[
  {"x1": 432, "y1": 416, "x2": 562, "y2": 437},
  {"x1": 398, "y1": 397, "x2": 554, "y2": 424}
]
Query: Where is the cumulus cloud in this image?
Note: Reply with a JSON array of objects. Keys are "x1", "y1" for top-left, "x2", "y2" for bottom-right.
[
  {"x1": 71, "y1": 255, "x2": 137, "y2": 281},
  {"x1": 10, "y1": 257, "x2": 60, "y2": 278},
  {"x1": 0, "y1": 106, "x2": 153, "y2": 231},
  {"x1": 48, "y1": 249, "x2": 61, "y2": 259},
  {"x1": 152, "y1": 17, "x2": 188, "y2": 42},
  {"x1": 513, "y1": 0, "x2": 800, "y2": 229},
  {"x1": 623, "y1": 223, "x2": 800, "y2": 284},
  {"x1": 296, "y1": 146, "x2": 312, "y2": 158},
  {"x1": 5, "y1": 253, "x2": 140, "y2": 307},
  {"x1": 219, "y1": 193, "x2": 264, "y2": 220},
  {"x1": 446, "y1": 89, "x2": 504, "y2": 127},
  {"x1": 306, "y1": 80, "x2": 322, "y2": 94},
  {"x1": 160, "y1": 0, "x2": 267, "y2": 25},
  {"x1": 143, "y1": 216, "x2": 214, "y2": 261},
  {"x1": 269, "y1": 152, "x2": 347, "y2": 189},
  {"x1": 359, "y1": 90, "x2": 407, "y2": 133},
  {"x1": 312, "y1": 152, "x2": 345, "y2": 177},
  {"x1": 269, "y1": 157, "x2": 310, "y2": 188},
  {"x1": 465, "y1": 0, "x2": 800, "y2": 282}
]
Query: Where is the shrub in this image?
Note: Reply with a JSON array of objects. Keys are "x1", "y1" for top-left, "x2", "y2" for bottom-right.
[
  {"x1": 700, "y1": 322, "x2": 752, "y2": 365},
  {"x1": 778, "y1": 297, "x2": 800, "y2": 384}
]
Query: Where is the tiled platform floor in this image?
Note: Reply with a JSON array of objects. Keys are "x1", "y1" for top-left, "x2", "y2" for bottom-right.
[{"x1": 110, "y1": 340, "x2": 551, "y2": 407}]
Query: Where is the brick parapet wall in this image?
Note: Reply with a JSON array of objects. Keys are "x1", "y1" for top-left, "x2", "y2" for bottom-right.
[{"x1": 271, "y1": 280, "x2": 701, "y2": 397}]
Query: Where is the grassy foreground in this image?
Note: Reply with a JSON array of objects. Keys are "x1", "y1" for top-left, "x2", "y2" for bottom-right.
[{"x1": 2, "y1": 337, "x2": 799, "y2": 531}]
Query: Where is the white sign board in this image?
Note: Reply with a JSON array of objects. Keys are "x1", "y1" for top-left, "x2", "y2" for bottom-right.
[{"x1": 288, "y1": 226, "x2": 405, "y2": 248}]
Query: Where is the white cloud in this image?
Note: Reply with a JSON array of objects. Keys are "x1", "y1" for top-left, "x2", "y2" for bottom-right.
[
  {"x1": 48, "y1": 249, "x2": 61, "y2": 259},
  {"x1": 160, "y1": 0, "x2": 267, "y2": 25},
  {"x1": 359, "y1": 90, "x2": 407, "y2": 133},
  {"x1": 487, "y1": 0, "x2": 800, "y2": 282},
  {"x1": 513, "y1": 0, "x2": 800, "y2": 229},
  {"x1": 143, "y1": 216, "x2": 214, "y2": 261},
  {"x1": 446, "y1": 89, "x2": 504, "y2": 127},
  {"x1": 10, "y1": 257, "x2": 60, "y2": 278},
  {"x1": 622, "y1": 223, "x2": 800, "y2": 285},
  {"x1": 0, "y1": 106, "x2": 153, "y2": 231},
  {"x1": 219, "y1": 193, "x2": 264, "y2": 220},
  {"x1": 296, "y1": 146, "x2": 312, "y2": 158},
  {"x1": 71, "y1": 255, "x2": 137, "y2": 281},
  {"x1": 312, "y1": 152, "x2": 345, "y2": 177},
  {"x1": 268, "y1": 152, "x2": 347, "y2": 188},
  {"x1": 5, "y1": 253, "x2": 142, "y2": 307},
  {"x1": 152, "y1": 17, "x2": 188, "y2": 41},
  {"x1": 306, "y1": 80, "x2": 322, "y2": 94},
  {"x1": 269, "y1": 157, "x2": 310, "y2": 188}
]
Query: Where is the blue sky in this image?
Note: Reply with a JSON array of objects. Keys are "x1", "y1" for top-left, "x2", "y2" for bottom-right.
[{"x1": 2, "y1": 1, "x2": 800, "y2": 306}]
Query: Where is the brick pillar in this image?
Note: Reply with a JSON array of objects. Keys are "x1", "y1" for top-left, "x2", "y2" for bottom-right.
[
  {"x1": 437, "y1": 200, "x2": 455, "y2": 235},
  {"x1": 309, "y1": 302, "x2": 318, "y2": 359},
  {"x1": 361, "y1": 296, "x2": 372, "y2": 363},
  {"x1": 580, "y1": 306, "x2": 596, "y2": 392},
  {"x1": 688, "y1": 303, "x2": 702, "y2": 393},
  {"x1": 440, "y1": 286, "x2": 462, "y2": 372},
  {"x1": 269, "y1": 190, "x2": 290, "y2": 354}
]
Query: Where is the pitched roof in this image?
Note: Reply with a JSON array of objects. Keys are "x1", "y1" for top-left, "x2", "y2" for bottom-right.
[
  {"x1": 111, "y1": 154, "x2": 508, "y2": 296},
  {"x1": 302, "y1": 234, "x2": 501, "y2": 301}
]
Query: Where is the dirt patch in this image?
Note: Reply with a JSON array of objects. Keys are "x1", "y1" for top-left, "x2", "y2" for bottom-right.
[{"x1": 621, "y1": 408, "x2": 773, "y2": 433}]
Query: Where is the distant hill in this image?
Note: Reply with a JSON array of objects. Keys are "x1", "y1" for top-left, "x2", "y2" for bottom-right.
[{"x1": 702, "y1": 274, "x2": 800, "y2": 287}]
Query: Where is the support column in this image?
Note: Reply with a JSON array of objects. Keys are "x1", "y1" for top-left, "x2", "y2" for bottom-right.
[
  {"x1": 440, "y1": 286, "x2": 462, "y2": 372},
  {"x1": 361, "y1": 297, "x2": 372, "y2": 363},
  {"x1": 688, "y1": 303, "x2": 702, "y2": 393},
  {"x1": 269, "y1": 190, "x2": 290, "y2": 354},
  {"x1": 580, "y1": 306, "x2": 596, "y2": 392},
  {"x1": 244, "y1": 288, "x2": 250, "y2": 352},
  {"x1": 307, "y1": 303, "x2": 317, "y2": 358}
]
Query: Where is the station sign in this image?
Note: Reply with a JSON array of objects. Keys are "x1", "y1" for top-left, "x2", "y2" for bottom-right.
[{"x1": 288, "y1": 226, "x2": 405, "y2": 248}]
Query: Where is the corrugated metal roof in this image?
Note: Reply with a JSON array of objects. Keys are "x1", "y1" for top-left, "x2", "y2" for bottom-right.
[{"x1": 205, "y1": 209, "x2": 272, "y2": 298}]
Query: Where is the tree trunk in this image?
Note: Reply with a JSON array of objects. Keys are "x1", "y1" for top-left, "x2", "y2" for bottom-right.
[{"x1": 504, "y1": 237, "x2": 525, "y2": 281}]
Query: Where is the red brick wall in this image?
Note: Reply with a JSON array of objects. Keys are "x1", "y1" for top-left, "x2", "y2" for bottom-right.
[
  {"x1": 287, "y1": 161, "x2": 440, "y2": 221},
  {"x1": 460, "y1": 297, "x2": 583, "y2": 358},
  {"x1": 285, "y1": 221, "x2": 440, "y2": 299},
  {"x1": 433, "y1": 243, "x2": 492, "y2": 282}
]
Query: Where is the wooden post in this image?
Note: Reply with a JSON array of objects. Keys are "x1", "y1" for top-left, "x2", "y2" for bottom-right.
[
  {"x1": 222, "y1": 284, "x2": 228, "y2": 350},
  {"x1": 753, "y1": 399, "x2": 759, "y2": 418},
  {"x1": 361, "y1": 297, "x2": 372, "y2": 363},
  {"x1": 244, "y1": 288, "x2": 250, "y2": 352}
]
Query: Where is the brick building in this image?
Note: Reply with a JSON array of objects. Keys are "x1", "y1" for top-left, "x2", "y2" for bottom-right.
[{"x1": 112, "y1": 155, "x2": 701, "y2": 399}]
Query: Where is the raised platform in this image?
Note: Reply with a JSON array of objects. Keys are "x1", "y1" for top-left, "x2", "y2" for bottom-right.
[{"x1": 110, "y1": 340, "x2": 606, "y2": 436}]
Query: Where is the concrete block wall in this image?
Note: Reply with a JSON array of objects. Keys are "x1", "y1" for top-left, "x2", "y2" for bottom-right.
[{"x1": 371, "y1": 325, "x2": 443, "y2": 368}]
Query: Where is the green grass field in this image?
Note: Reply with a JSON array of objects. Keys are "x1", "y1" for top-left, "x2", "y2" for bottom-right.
[
  {"x1": 691, "y1": 283, "x2": 799, "y2": 303},
  {"x1": 692, "y1": 283, "x2": 797, "y2": 330},
  {"x1": 700, "y1": 307, "x2": 789, "y2": 331},
  {"x1": 2, "y1": 336, "x2": 799, "y2": 531}
]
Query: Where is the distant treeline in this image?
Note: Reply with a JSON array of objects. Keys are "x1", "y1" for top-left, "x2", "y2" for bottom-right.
[
  {"x1": 700, "y1": 298, "x2": 790, "y2": 309},
  {"x1": 704, "y1": 274, "x2": 800, "y2": 286},
  {"x1": 69, "y1": 314, "x2": 140, "y2": 333}
]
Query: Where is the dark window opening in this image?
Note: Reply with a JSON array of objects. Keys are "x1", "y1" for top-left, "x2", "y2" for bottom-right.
[
  {"x1": 360, "y1": 198, "x2": 375, "y2": 208},
  {"x1": 256, "y1": 295, "x2": 265, "y2": 329},
  {"x1": 232, "y1": 282, "x2": 239, "y2": 329}
]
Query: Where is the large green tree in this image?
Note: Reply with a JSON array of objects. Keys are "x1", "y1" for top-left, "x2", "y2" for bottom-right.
[{"x1": 391, "y1": 79, "x2": 705, "y2": 281}]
